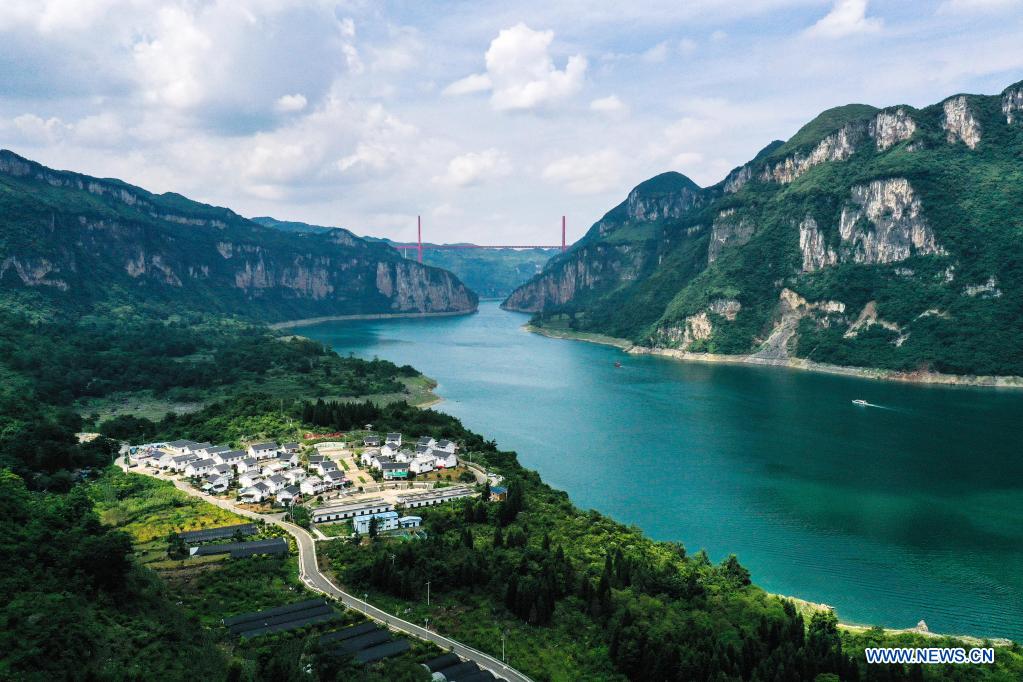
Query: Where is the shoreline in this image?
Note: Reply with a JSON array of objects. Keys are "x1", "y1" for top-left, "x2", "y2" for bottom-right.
[
  {"x1": 526, "y1": 324, "x2": 1023, "y2": 389},
  {"x1": 779, "y1": 595, "x2": 1014, "y2": 647},
  {"x1": 270, "y1": 308, "x2": 476, "y2": 330}
]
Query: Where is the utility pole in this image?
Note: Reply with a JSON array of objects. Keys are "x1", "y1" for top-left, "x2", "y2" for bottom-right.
[
  {"x1": 426, "y1": 580, "x2": 431, "y2": 606},
  {"x1": 561, "y1": 215, "x2": 566, "y2": 253},
  {"x1": 502, "y1": 630, "x2": 507, "y2": 662}
]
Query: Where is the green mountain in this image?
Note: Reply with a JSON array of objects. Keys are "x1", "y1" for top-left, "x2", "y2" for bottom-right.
[
  {"x1": 0, "y1": 151, "x2": 477, "y2": 322},
  {"x1": 253, "y1": 216, "x2": 557, "y2": 299},
  {"x1": 506, "y1": 80, "x2": 1023, "y2": 377}
]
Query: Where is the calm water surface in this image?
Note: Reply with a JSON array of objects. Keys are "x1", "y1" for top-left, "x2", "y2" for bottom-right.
[{"x1": 296, "y1": 302, "x2": 1023, "y2": 640}]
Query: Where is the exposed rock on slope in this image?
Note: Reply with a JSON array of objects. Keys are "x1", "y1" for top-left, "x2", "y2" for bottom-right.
[
  {"x1": 942, "y1": 96, "x2": 982, "y2": 149},
  {"x1": 869, "y1": 108, "x2": 916, "y2": 150},
  {"x1": 0, "y1": 150, "x2": 477, "y2": 320},
  {"x1": 1003, "y1": 82, "x2": 1023, "y2": 124},
  {"x1": 507, "y1": 79, "x2": 1023, "y2": 377},
  {"x1": 760, "y1": 122, "x2": 865, "y2": 183}
]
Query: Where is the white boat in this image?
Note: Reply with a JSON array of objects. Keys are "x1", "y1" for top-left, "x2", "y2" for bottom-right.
[{"x1": 852, "y1": 399, "x2": 868, "y2": 406}]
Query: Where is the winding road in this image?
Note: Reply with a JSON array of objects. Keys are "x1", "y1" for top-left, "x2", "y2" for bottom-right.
[{"x1": 118, "y1": 460, "x2": 532, "y2": 682}]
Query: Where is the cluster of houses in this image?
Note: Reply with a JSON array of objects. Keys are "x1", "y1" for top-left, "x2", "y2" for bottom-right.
[
  {"x1": 360, "y1": 434, "x2": 459, "y2": 480},
  {"x1": 142, "y1": 439, "x2": 349, "y2": 506}
]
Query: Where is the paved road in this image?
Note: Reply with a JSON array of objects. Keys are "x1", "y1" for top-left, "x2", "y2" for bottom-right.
[{"x1": 119, "y1": 460, "x2": 532, "y2": 682}]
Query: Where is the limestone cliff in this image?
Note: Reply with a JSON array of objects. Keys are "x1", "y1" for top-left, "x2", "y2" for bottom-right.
[
  {"x1": 503, "y1": 172, "x2": 709, "y2": 314},
  {"x1": 759, "y1": 122, "x2": 865, "y2": 184},
  {"x1": 1003, "y1": 82, "x2": 1023, "y2": 125},
  {"x1": 800, "y1": 179, "x2": 944, "y2": 272},
  {"x1": 506, "y1": 78, "x2": 1023, "y2": 377},
  {"x1": 942, "y1": 96, "x2": 982, "y2": 149},
  {"x1": 869, "y1": 108, "x2": 916, "y2": 150},
  {"x1": 0, "y1": 150, "x2": 477, "y2": 320}
]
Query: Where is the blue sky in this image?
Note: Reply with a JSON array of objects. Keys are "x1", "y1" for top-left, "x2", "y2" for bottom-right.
[{"x1": 1, "y1": 0, "x2": 1021, "y2": 244}]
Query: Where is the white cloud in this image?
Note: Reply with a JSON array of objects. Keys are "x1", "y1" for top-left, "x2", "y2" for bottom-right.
[
  {"x1": 443, "y1": 73, "x2": 492, "y2": 96},
  {"x1": 805, "y1": 0, "x2": 882, "y2": 38},
  {"x1": 938, "y1": 0, "x2": 1019, "y2": 13},
  {"x1": 132, "y1": 6, "x2": 212, "y2": 110},
  {"x1": 275, "y1": 94, "x2": 308, "y2": 113},
  {"x1": 678, "y1": 38, "x2": 698, "y2": 55},
  {"x1": 9, "y1": 113, "x2": 68, "y2": 144},
  {"x1": 447, "y1": 23, "x2": 587, "y2": 111},
  {"x1": 542, "y1": 150, "x2": 624, "y2": 194},
  {"x1": 642, "y1": 41, "x2": 669, "y2": 63},
  {"x1": 433, "y1": 149, "x2": 512, "y2": 187},
  {"x1": 590, "y1": 95, "x2": 628, "y2": 115}
]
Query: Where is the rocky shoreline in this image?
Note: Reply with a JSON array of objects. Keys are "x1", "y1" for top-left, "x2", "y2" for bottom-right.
[{"x1": 527, "y1": 324, "x2": 1023, "y2": 389}]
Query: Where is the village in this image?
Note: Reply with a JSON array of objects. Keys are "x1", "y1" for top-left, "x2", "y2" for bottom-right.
[
  {"x1": 127, "y1": 431, "x2": 507, "y2": 540},
  {"x1": 119, "y1": 430, "x2": 517, "y2": 678}
]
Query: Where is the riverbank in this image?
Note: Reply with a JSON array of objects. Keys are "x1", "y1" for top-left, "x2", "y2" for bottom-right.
[
  {"x1": 269, "y1": 308, "x2": 476, "y2": 330},
  {"x1": 526, "y1": 324, "x2": 1023, "y2": 389},
  {"x1": 781, "y1": 595, "x2": 1015, "y2": 648}
]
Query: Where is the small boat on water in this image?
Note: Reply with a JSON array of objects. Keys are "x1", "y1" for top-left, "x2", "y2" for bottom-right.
[
  {"x1": 614, "y1": 361, "x2": 622, "y2": 368},
  {"x1": 852, "y1": 399, "x2": 868, "y2": 406}
]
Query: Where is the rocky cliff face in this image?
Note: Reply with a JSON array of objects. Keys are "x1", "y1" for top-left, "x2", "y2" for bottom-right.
[
  {"x1": 869, "y1": 108, "x2": 916, "y2": 150},
  {"x1": 800, "y1": 178, "x2": 944, "y2": 272},
  {"x1": 0, "y1": 150, "x2": 477, "y2": 320},
  {"x1": 1003, "y1": 83, "x2": 1023, "y2": 125},
  {"x1": 506, "y1": 78, "x2": 1023, "y2": 377},
  {"x1": 708, "y1": 209, "x2": 755, "y2": 263},
  {"x1": 942, "y1": 96, "x2": 982, "y2": 149},
  {"x1": 759, "y1": 123, "x2": 864, "y2": 184},
  {"x1": 503, "y1": 172, "x2": 707, "y2": 313}
]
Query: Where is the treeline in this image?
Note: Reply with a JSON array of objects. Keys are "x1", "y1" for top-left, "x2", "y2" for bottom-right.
[{"x1": 0, "y1": 308, "x2": 412, "y2": 409}]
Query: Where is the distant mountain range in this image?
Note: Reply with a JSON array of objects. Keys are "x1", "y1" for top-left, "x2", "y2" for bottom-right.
[
  {"x1": 0, "y1": 151, "x2": 476, "y2": 321},
  {"x1": 505, "y1": 79, "x2": 1023, "y2": 378},
  {"x1": 253, "y1": 216, "x2": 557, "y2": 299}
]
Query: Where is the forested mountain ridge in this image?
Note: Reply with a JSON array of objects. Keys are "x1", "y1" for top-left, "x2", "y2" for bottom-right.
[
  {"x1": 0, "y1": 150, "x2": 477, "y2": 321},
  {"x1": 254, "y1": 216, "x2": 557, "y2": 299},
  {"x1": 506, "y1": 80, "x2": 1023, "y2": 377}
]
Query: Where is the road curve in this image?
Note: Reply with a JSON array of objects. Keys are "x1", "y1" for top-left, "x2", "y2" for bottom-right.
[{"x1": 117, "y1": 461, "x2": 532, "y2": 682}]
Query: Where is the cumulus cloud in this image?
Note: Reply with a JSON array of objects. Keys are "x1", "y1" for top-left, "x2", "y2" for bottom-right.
[
  {"x1": 443, "y1": 73, "x2": 493, "y2": 96},
  {"x1": 805, "y1": 0, "x2": 882, "y2": 38},
  {"x1": 445, "y1": 23, "x2": 586, "y2": 111},
  {"x1": 8, "y1": 113, "x2": 68, "y2": 144},
  {"x1": 590, "y1": 95, "x2": 628, "y2": 115},
  {"x1": 542, "y1": 150, "x2": 624, "y2": 194},
  {"x1": 275, "y1": 94, "x2": 308, "y2": 113},
  {"x1": 434, "y1": 149, "x2": 512, "y2": 187}
]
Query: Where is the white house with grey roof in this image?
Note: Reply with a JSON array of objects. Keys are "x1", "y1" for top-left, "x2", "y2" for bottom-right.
[
  {"x1": 239, "y1": 482, "x2": 271, "y2": 503},
  {"x1": 247, "y1": 442, "x2": 279, "y2": 460},
  {"x1": 165, "y1": 440, "x2": 200, "y2": 456},
  {"x1": 264, "y1": 474, "x2": 287, "y2": 493},
  {"x1": 276, "y1": 485, "x2": 300, "y2": 505},
  {"x1": 238, "y1": 470, "x2": 265, "y2": 488},
  {"x1": 168, "y1": 454, "x2": 200, "y2": 472},
  {"x1": 300, "y1": 476, "x2": 325, "y2": 496},
  {"x1": 212, "y1": 449, "x2": 246, "y2": 466},
  {"x1": 385, "y1": 433, "x2": 402, "y2": 446},
  {"x1": 236, "y1": 457, "x2": 259, "y2": 473}
]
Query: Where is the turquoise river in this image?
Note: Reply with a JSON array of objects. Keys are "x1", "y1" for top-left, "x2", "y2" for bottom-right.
[{"x1": 294, "y1": 301, "x2": 1023, "y2": 641}]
